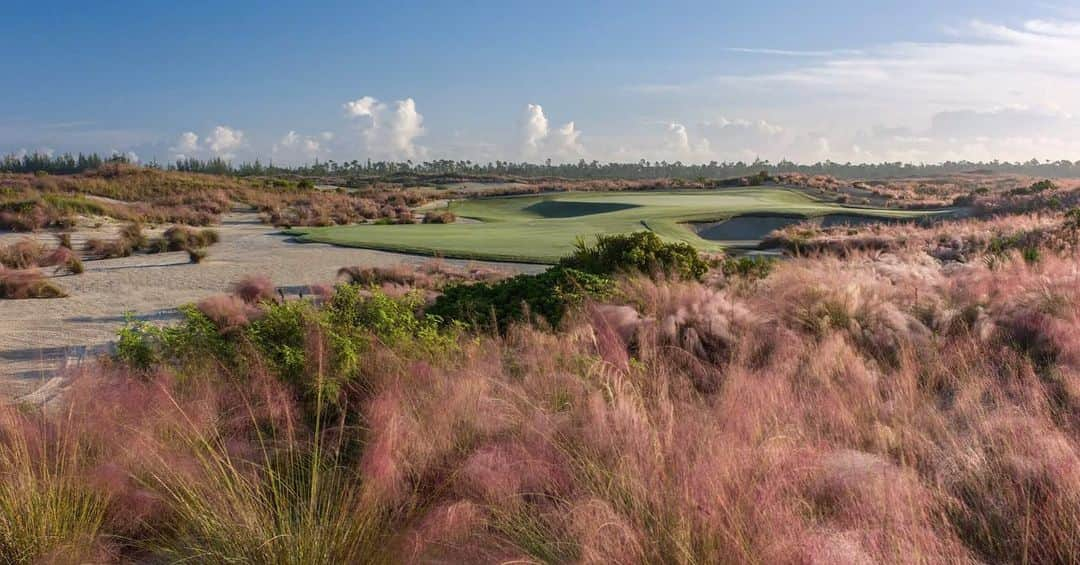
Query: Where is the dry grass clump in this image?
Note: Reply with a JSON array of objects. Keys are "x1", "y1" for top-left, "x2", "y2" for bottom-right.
[
  {"x1": 0, "y1": 268, "x2": 68, "y2": 298},
  {"x1": 337, "y1": 260, "x2": 507, "y2": 293},
  {"x1": 151, "y1": 225, "x2": 220, "y2": 252},
  {"x1": 422, "y1": 209, "x2": 456, "y2": 224},
  {"x1": 84, "y1": 222, "x2": 147, "y2": 259},
  {"x1": 0, "y1": 238, "x2": 82, "y2": 298},
  {"x1": 0, "y1": 238, "x2": 49, "y2": 269},
  {"x1": 232, "y1": 275, "x2": 276, "y2": 304}
]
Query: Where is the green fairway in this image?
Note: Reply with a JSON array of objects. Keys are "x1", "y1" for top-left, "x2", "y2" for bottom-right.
[{"x1": 289, "y1": 188, "x2": 947, "y2": 263}]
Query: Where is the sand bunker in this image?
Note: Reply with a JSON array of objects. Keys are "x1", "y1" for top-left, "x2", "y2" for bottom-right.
[{"x1": 691, "y1": 213, "x2": 914, "y2": 245}]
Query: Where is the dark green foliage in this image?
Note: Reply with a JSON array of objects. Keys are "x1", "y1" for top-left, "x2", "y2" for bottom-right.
[
  {"x1": 1065, "y1": 208, "x2": 1080, "y2": 232},
  {"x1": 115, "y1": 289, "x2": 453, "y2": 400},
  {"x1": 327, "y1": 284, "x2": 451, "y2": 350},
  {"x1": 246, "y1": 301, "x2": 311, "y2": 385},
  {"x1": 115, "y1": 306, "x2": 235, "y2": 372},
  {"x1": 1030, "y1": 179, "x2": 1056, "y2": 193},
  {"x1": 1008, "y1": 179, "x2": 1057, "y2": 196},
  {"x1": 560, "y1": 231, "x2": 708, "y2": 280},
  {"x1": 428, "y1": 266, "x2": 613, "y2": 332},
  {"x1": 720, "y1": 255, "x2": 776, "y2": 282},
  {"x1": 1022, "y1": 246, "x2": 1041, "y2": 264}
]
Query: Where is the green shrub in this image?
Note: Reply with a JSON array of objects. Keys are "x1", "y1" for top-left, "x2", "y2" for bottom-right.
[
  {"x1": 560, "y1": 231, "x2": 708, "y2": 281},
  {"x1": 246, "y1": 301, "x2": 311, "y2": 385},
  {"x1": 328, "y1": 285, "x2": 453, "y2": 353},
  {"x1": 116, "y1": 306, "x2": 235, "y2": 372},
  {"x1": 428, "y1": 266, "x2": 613, "y2": 332},
  {"x1": 720, "y1": 255, "x2": 776, "y2": 282}
]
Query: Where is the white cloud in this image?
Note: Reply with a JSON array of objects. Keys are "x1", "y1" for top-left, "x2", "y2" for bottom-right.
[
  {"x1": 344, "y1": 95, "x2": 426, "y2": 160},
  {"x1": 343, "y1": 96, "x2": 380, "y2": 118},
  {"x1": 552, "y1": 121, "x2": 584, "y2": 157},
  {"x1": 205, "y1": 126, "x2": 245, "y2": 157},
  {"x1": 519, "y1": 103, "x2": 585, "y2": 160},
  {"x1": 172, "y1": 131, "x2": 199, "y2": 156},
  {"x1": 625, "y1": 17, "x2": 1080, "y2": 163},
  {"x1": 521, "y1": 103, "x2": 549, "y2": 155},
  {"x1": 665, "y1": 122, "x2": 691, "y2": 155},
  {"x1": 729, "y1": 19, "x2": 1080, "y2": 114},
  {"x1": 170, "y1": 126, "x2": 245, "y2": 160},
  {"x1": 388, "y1": 98, "x2": 425, "y2": 159},
  {"x1": 272, "y1": 130, "x2": 327, "y2": 163}
]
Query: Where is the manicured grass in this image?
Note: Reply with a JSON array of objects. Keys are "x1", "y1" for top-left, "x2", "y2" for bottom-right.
[{"x1": 289, "y1": 188, "x2": 947, "y2": 263}]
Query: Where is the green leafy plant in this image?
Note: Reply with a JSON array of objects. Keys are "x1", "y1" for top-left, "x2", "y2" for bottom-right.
[
  {"x1": 428, "y1": 266, "x2": 613, "y2": 332},
  {"x1": 560, "y1": 231, "x2": 708, "y2": 280}
]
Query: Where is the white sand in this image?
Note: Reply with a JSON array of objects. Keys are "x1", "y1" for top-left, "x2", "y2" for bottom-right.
[{"x1": 0, "y1": 213, "x2": 542, "y2": 398}]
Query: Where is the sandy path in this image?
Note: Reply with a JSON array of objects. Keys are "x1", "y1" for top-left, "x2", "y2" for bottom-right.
[{"x1": 0, "y1": 213, "x2": 543, "y2": 398}]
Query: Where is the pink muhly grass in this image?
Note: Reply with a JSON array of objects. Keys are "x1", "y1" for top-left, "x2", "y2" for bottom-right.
[
  {"x1": 196, "y1": 295, "x2": 260, "y2": 331},
  {"x1": 231, "y1": 274, "x2": 275, "y2": 304}
]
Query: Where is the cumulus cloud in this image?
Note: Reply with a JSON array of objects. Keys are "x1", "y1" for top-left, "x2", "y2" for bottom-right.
[
  {"x1": 552, "y1": 121, "x2": 584, "y2": 157},
  {"x1": 665, "y1": 123, "x2": 691, "y2": 155},
  {"x1": 205, "y1": 126, "x2": 245, "y2": 157},
  {"x1": 343, "y1": 96, "x2": 426, "y2": 160},
  {"x1": 521, "y1": 103, "x2": 550, "y2": 155},
  {"x1": 343, "y1": 96, "x2": 380, "y2": 118},
  {"x1": 272, "y1": 130, "x2": 327, "y2": 163},
  {"x1": 519, "y1": 103, "x2": 584, "y2": 159},
  {"x1": 170, "y1": 126, "x2": 245, "y2": 160},
  {"x1": 172, "y1": 131, "x2": 199, "y2": 156}
]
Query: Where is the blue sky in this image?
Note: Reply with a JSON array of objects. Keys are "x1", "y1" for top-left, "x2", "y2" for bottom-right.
[{"x1": 4, "y1": 0, "x2": 1080, "y2": 164}]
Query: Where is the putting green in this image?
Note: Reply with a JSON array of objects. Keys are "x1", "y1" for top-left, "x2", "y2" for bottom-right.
[{"x1": 289, "y1": 188, "x2": 946, "y2": 263}]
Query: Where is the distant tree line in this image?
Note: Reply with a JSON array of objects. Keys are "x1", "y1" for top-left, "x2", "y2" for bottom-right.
[
  {"x1": 0, "y1": 152, "x2": 123, "y2": 175},
  {"x1": 6, "y1": 151, "x2": 1080, "y2": 180}
]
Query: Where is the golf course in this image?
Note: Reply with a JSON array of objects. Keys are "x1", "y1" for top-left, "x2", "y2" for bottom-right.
[{"x1": 289, "y1": 187, "x2": 948, "y2": 263}]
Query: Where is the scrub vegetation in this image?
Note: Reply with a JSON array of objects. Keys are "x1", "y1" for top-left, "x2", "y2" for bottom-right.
[
  {"x1": 4, "y1": 157, "x2": 1080, "y2": 561},
  {"x1": 3, "y1": 217, "x2": 1080, "y2": 561}
]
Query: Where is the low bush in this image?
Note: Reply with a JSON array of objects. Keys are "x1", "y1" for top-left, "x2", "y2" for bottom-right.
[
  {"x1": 428, "y1": 266, "x2": 613, "y2": 331},
  {"x1": 560, "y1": 231, "x2": 708, "y2": 280},
  {"x1": 233, "y1": 275, "x2": 275, "y2": 304},
  {"x1": 719, "y1": 255, "x2": 777, "y2": 282},
  {"x1": 0, "y1": 239, "x2": 47, "y2": 269},
  {"x1": 0, "y1": 268, "x2": 67, "y2": 299},
  {"x1": 162, "y1": 225, "x2": 220, "y2": 251},
  {"x1": 84, "y1": 237, "x2": 134, "y2": 259},
  {"x1": 422, "y1": 209, "x2": 456, "y2": 224}
]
